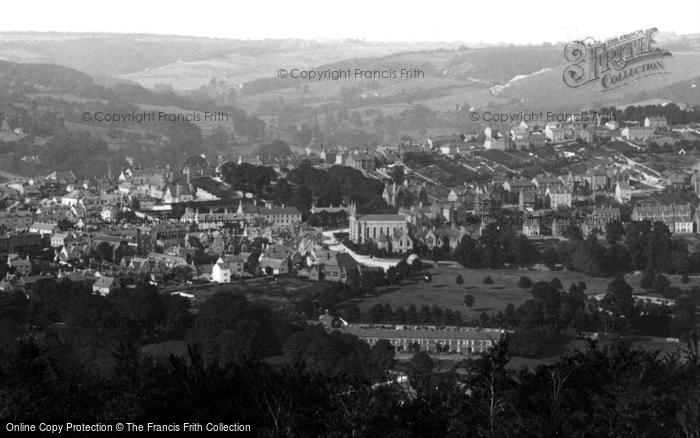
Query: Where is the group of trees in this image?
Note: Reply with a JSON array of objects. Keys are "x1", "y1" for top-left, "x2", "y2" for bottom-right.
[
  {"x1": 601, "y1": 103, "x2": 700, "y2": 126},
  {"x1": 220, "y1": 162, "x2": 278, "y2": 196},
  {"x1": 2, "y1": 256, "x2": 700, "y2": 435},
  {"x1": 452, "y1": 223, "x2": 540, "y2": 268},
  {"x1": 353, "y1": 302, "x2": 465, "y2": 327},
  {"x1": 286, "y1": 161, "x2": 392, "y2": 214},
  {"x1": 450, "y1": 220, "x2": 699, "y2": 287},
  {"x1": 3, "y1": 330, "x2": 700, "y2": 437},
  {"x1": 218, "y1": 160, "x2": 392, "y2": 218}
]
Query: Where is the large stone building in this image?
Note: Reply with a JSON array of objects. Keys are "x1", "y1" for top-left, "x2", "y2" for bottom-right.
[
  {"x1": 321, "y1": 319, "x2": 505, "y2": 355},
  {"x1": 632, "y1": 203, "x2": 693, "y2": 234},
  {"x1": 348, "y1": 204, "x2": 412, "y2": 253}
]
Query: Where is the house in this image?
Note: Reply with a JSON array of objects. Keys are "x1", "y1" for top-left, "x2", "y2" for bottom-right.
[
  {"x1": 532, "y1": 176, "x2": 562, "y2": 190},
  {"x1": 615, "y1": 181, "x2": 632, "y2": 204},
  {"x1": 0, "y1": 211, "x2": 33, "y2": 232},
  {"x1": 258, "y1": 205, "x2": 302, "y2": 225},
  {"x1": 584, "y1": 168, "x2": 609, "y2": 191},
  {"x1": 582, "y1": 206, "x2": 621, "y2": 236},
  {"x1": 503, "y1": 179, "x2": 536, "y2": 194},
  {"x1": 163, "y1": 184, "x2": 194, "y2": 204},
  {"x1": 51, "y1": 232, "x2": 74, "y2": 248},
  {"x1": 260, "y1": 258, "x2": 289, "y2": 276},
  {"x1": 632, "y1": 203, "x2": 693, "y2": 234},
  {"x1": 433, "y1": 227, "x2": 468, "y2": 251},
  {"x1": 668, "y1": 174, "x2": 689, "y2": 191},
  {"x1": 211, "y1": 258, "x2": 231, "y2": 283},
  {"x1": 484, "y1": 137, "x2": 509, "y2": 150},
  {"x1": 546, "y1": 185, "x2": 572, "y2": 209},
  {"x1": 510, "y1": 122, "x2": 530, "y2": 150},
  {"x1": 381, "y1": 228, "x2": 413, "y2": 254},
  {"x1": 148, "y1": 252, "x2": 188, "y2": 269},
  {"x1": 7, "y1": 254, "x2": 32, "y2": 275},
  {"x1": 644, "y1": 116, "x2": 668, "y2": 131},
  {"x1": 127, "y1": 256, "x2": 152, "y2": 273},
  {"x1": 221, "y1": 254, "x2": 246, "y2": 277},
  {"x1": 61, "y1": 190, "x2": 86, "y2": 207},
  {"x1": 621, "y1": 126, "x2": 655, "y2": 141},
  {"x1": 522, "y1": 216, "x2": 541, "y2": 237},
  {"x1": 327, "y1": 322, "x2": 504, "y2": 355},
  {"x1": 148, "y1": 223, "x2": 188, "y2": 248},
  {"x1": 322, "y1": 253, "x2": 359, "y2": 284},
  {"x1": 474, "y1": 193, "x2": 502, "y2": 218},
  {"x1": 544, "y1": 123, "x2": 568, "y2": 142},
  {"x1": 46, "y1": 170, "x2": 77, "y2": 185},
  {"x1": 518, "y1": 191, "x2": 537, "y2": 211},
  {"x1": 529, "y1": 132, "x2": 547, "y2": 148},
  {"x1": 92, "y1": 276, "x2": 118, "y2": 296}
]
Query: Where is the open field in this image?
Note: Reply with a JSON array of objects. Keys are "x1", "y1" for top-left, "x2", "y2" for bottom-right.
[
  {"x1": 164, "y1": 276, "x2": 327, "y2": 309},
  {"x1": 353, "y1": 263, "x2": 700, "y2": 321}
]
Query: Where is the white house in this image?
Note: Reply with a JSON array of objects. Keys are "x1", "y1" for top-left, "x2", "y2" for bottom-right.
[
  {"x1": 51, "y1": 232, "x2": 73, "y2": 248},
  {"x1": 92, "y1": 276, "x2": 118, "y2": 296},
  {"x1": 30, "y1": 222, "x2": 58, "y2": 236},
  {"x1": 522, "y1": 217, "x2": 541, "y2": 237},
  {"x1": 615, "y1": 182, "x2": 632, "y2": 204},
  {"x1": 546, "y1": 186, "x2": 572, "y2": 209},
  {"x1": 211, "y1": 258, "x2": 231, "y2": 283}
]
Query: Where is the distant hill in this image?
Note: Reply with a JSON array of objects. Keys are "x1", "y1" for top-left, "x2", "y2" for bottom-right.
[
  {"x1": 2, "y1": 32, "x2": 699, "y2": 115},
  {"x1": 0, "y1": 33, "x2": 459, "y2": 88}
]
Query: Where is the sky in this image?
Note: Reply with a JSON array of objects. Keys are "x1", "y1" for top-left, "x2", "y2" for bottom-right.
[{"x1": 1, "y1": 0, "x2": 698, "y2": 44}]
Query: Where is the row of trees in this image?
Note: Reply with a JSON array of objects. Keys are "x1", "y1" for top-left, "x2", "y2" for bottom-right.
[{"x1": 351, "y1": 303, "x2": 465, "y2": 327}]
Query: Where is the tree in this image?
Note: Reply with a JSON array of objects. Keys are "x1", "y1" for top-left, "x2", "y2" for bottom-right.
[
  {"x1": 57, "y1": 218, "x2": 73, "y2": 232},
  {"x1": 463, "y1": 294, "x2": 476, "y2": 307},
  {"x1": 652, "y1": 273, "x2": 670, "y2": 295},
  {"x1": 453, "y1": 235, "x2": 482, "y2": 268},
  {"x1": 406, "y1": 304, "x2": 418, "y2": 323},
  {"x1": 220, "y1": 162, "x2": 277, "y2": 196},
  {"x1": 605, "y1": 220, "x2": 625, "y2": 245},
  {"x1": 455, "y1": 275, "x2": 464, "y2": 285},
  {"x1": 344, "y1": 304, "x2": 361, "y2": 322},
  {"x1": 479, "y1": 224, "x2": 503, "y2": 268},
  {"x1": 542, "y1": 247, "x2": 559, "y2": 269},
  {"x1": 370, "y1": 340, "x2": 395, "y2": 377},
  {"x1": 483, "y1": 276, "x2": 494, "y2": 285},
  {"x1": 602, "y1": 275, "x2": 636, "y2": 319},
  {"x1": 407, "y1": 351, "x2": 433, "y2": 390},
  {"x1": 389, "y1": 166, "x2": 405, "y2": 185},
  {"x1": 368, "y1": 303, "x2": 385, "y2": 322},
  {"x1": 517, "y1": 276, "x2": 533, "y2": 289},
  {"x1": 419, "y1": 305, "x2": 432, "y2": 323}
]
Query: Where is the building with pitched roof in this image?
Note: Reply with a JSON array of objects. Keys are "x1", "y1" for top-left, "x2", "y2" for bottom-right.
[{"x1": 348, "y1": 204, "x2": 411, "y2": 253}]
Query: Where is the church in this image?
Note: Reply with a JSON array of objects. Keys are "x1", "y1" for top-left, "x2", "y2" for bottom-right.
[{"x1": 348, "y1": 203, "x2": 413, "y2": 254}]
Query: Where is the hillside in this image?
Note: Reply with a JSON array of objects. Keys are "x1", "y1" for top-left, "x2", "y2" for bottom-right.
[
  {"x1": 502, "y1": 51, "x2": 700, "y2": 112},
  {"x1": 0, "y1": 33, "x2": 459, "y2": 88}
]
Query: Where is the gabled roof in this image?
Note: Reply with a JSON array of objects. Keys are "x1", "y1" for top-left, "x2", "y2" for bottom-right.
[
  {"x1": 358, "y1": 214, "x2": 407, "y2": 222},
  {"x1": 335, "y1": 253, "x2": 359, "y2": 270},
  {"x1": 93, "y1": 276, "x2": 115, "y2": 288}
]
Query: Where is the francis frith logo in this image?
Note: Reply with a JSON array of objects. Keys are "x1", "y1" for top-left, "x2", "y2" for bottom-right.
[{"x1": 563, "y1": 28, "x2": 672, "y2": 91}]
